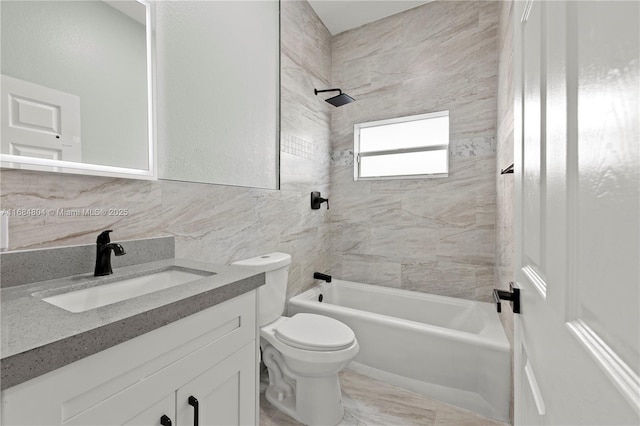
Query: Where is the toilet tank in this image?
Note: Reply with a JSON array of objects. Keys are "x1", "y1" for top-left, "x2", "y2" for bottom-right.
[{"x1": 231, "y1": 252, "x2": 291, "y2": 326}]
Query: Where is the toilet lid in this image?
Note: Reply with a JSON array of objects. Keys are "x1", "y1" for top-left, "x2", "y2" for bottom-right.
[{"x1": 275, "y1": 313, "x2": 355, "y2": 351}]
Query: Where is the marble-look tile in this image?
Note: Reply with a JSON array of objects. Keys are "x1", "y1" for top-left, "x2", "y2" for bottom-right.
[
  {"x1": 280, "y1": 53, "x2": 331, "y2": 144},
  {"x1": 401, "y1": 261, "x2": 476, "y2": 300},
  {"x1": 451, "y1": 137, "x2": 497, "y2": 158},
  {"x1": 364, "y1": 225, "x2": 438, "y2": 263},
  {"x1": 259, "y1": 369, "x2": 508, "y2": 426},
  {"x1": 0, "y1": 169, "x2": 163, "y2": 250},
  {"x1": 331, "y1": 150, "x2": 354, "y2": 167},
  {"x1": 435, "y1": 402, "x2": 506, "y2": 426},
  {"x1": 331, "y1": 222, "x2": 371, "y2": 254},
  {"x1": 401, "y1": 190, "x2": 477, "y2": 229},
  {"x1": 477, "y1": 190, "x2": 497, "y2": 231},
  {"x1": 474, "y1": 285, "x2": 495, "y2": 303},
  {"x1": 332, "y1": 55, "x2": 373, "y2": 96},
  {"x1": 437, "y1": 157, "x2": 496, "y2": 195},
  {"x1": 436, "y1": 227, "x2": 495, "y2": 262},
  {"x1": 340, "y1": 370, "x2": 438, "y2": 425},
  {"x1": 331, "y1": 254, "x2": 402, "y2": 288},
  {"x1": 280, "y1": 152, "x2": 330, "y2": 193},
  {"x1": 280, "y1": 0, "x2": 331, "y2": 86}
]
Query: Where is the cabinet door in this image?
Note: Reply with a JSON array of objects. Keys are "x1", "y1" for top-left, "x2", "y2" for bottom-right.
[
  {"x1": 176, "y1": 342, "x2": 256, "y2": 426},
  {"x1": 65, "y1": 391, "x2": 175, "y2": 426},
  {"x1": 124, "y1": 394, "x2": 175, "y2": 426}
]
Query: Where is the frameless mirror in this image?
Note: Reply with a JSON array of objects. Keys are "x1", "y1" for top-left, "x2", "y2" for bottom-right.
[
  {"x1": 0, "y1": 0, "x2": 155, "y2": 179},
  {"x1": 156, "y1": 0, "x2": 279, "y2": 189}
]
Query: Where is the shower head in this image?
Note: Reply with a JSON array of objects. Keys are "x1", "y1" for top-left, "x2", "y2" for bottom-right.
[{"x1": 314, "y1": 88, "x2": 355, "y2": 107}]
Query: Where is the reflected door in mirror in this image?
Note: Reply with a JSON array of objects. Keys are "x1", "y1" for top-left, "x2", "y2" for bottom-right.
[
  {"x1": 0, "y1": 0, "x2": 155, "y2": 179},
  {"x1": 1, "y1": 75, "x2": 81, "y2": 172}
]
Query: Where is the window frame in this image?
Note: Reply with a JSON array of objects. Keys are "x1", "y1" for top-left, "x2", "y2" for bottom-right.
[{"x1": 353, "y1": 110, "x2": 450, "y2": 181}]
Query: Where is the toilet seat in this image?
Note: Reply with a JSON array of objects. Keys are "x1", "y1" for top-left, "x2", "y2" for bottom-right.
[{"x1": 275, "y1": 313, "x2": 355, "y2": 351}]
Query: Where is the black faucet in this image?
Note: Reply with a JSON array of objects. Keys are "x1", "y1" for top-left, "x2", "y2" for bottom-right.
[{"x1": 94, "y1": 230, "x2": 126, "y2": 276}]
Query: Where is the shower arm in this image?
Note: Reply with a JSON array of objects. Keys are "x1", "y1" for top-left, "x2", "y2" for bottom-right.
[{"x1": 314, "y1": 88, "x2": 342, "y2": 96}]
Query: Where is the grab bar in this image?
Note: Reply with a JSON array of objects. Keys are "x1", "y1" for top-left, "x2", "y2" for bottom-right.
[{"x1": 493, "y1": 282, "x2": 520, "y2": 314}]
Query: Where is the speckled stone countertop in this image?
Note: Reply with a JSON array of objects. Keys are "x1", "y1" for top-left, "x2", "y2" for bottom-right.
[{"x1": 0, "y1": 258, "x2": 265, "y2": 390}]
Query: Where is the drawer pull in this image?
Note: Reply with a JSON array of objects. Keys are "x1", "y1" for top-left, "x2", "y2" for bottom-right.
[
  {"x1": 160, "y1": 414, "x2": 172, "y2": 426},
  {"x1": 188, "y1": 395, "x2": 199, "y2": 426}
]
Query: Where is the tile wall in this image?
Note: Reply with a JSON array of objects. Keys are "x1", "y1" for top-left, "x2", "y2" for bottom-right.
[
  {"x1": 329, "y1": 1, "x2": 500, "y2": 302},
  {"x1": 496, "y1": 1, "x2": 515, "y2": 422}
]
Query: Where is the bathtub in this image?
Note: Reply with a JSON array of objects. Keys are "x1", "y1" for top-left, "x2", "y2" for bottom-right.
[{"x1": 288, "y1": 280, "x2": 510, "y2": 422}]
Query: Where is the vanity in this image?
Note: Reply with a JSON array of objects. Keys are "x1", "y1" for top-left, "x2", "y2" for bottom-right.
[{"x1": 0, "y1": 238, "x2": 265, "y2": 425}]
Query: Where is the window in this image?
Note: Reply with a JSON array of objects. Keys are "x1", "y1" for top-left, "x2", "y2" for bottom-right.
[{"x1": 353, "y1": 110, "x2": 450, "y2": 180}]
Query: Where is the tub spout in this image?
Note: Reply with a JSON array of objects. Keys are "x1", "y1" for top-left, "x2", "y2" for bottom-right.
[{"x1": 314, "y1": 272, "x2": 332, "y2": 283}]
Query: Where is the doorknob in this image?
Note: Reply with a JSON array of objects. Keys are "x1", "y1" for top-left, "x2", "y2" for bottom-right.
[
  {"x1": 160, "y1": 414, "x2": 172, "y2": 426},
  {"x1": 493, "y1": 282, "x2": 520, "y2": 314}
]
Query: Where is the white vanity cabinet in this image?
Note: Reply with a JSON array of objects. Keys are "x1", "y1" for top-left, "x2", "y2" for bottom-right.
[{"x1": 1, "y1": 291, "x2": 259, "y2": 426}]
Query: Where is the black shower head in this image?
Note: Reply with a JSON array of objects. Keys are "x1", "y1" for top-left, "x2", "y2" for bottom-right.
[
  {"x1": 324, "y1": 92, "x2": 356, "y2": 107},
  {"x1": 314, "y1": 88, "x2": 355, "y2": 107}
]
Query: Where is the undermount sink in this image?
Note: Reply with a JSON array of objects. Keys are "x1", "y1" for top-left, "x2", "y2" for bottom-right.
[{"x1": 40, "y1": 268, "x2": 214, "y2": 313}]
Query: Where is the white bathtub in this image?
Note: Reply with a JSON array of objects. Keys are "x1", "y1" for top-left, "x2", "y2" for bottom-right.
[{"x1": 288, "y1": 280, "x2": 510, "y2": 422}]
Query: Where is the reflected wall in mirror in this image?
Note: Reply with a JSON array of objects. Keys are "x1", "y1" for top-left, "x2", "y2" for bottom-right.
[
  {"x1": 0, "y1": 0, "x2": 155, "y2": 179},
  {"x1": 156, "y1": 0, "x2": 279, "y2": 189}
]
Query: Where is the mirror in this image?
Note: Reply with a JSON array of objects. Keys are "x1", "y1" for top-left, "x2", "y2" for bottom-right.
[
  {"x1": 0, "y1": 0, "x2": 155, "y2": 179},
  {"x1": 155, "y1": 0, "x2": 279, "y2": 189}
]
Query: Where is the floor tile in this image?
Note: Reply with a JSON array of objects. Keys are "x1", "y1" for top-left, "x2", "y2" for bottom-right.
[{"x1": 259, "y1": 369, "x2": 510, "y2": 426}]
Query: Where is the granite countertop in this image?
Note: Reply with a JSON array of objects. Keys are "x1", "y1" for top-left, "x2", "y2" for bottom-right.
[{"x1": 0, "y1": 258, "x2": 265, "y2": 390}]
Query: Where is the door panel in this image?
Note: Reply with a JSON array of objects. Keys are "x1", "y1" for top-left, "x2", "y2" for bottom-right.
[
  {"x1": 176, "y1": 342, "x2": 255, "y2": 426},
  {"x1": 1, "y1": 74, "x2": 81, "y2": 167},
  {"x1": 572, "y1": 0, "x2": 640, "y2": 378},
  {"x1": 514, "y1": 0, "x2": 640, "y2": 424}
]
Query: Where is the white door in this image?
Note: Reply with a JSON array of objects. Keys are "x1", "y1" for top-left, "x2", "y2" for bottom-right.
[
  {"x1": 514, "y1": 1, "x2": 639, "y2": 425},
  {"x1": 1, "y1": 74, "x2": 81, "y2": 170}
]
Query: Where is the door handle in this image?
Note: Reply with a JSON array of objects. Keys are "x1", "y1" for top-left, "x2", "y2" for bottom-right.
[
  {"x1": 160, "y1": 414, "x2": 172, "y2": 426},
  {"x1": 493, "y1": 282, "x2": 520, "y2": 313},
  {"x1": 188, "y1": 395, "x2": 199, "y2": 426}
]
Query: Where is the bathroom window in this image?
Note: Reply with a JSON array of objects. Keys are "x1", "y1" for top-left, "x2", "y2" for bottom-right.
[{"x1": 353, "y1": 111, "x2": 449, "y2": 180}]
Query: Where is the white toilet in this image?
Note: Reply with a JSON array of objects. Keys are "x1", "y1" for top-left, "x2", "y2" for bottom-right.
[{"x1": 232, "y1": 252, "x2": 359, "y2": 426}]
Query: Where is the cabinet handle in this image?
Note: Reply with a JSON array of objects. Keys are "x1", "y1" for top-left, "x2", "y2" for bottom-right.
[
  {"x1": 188, "y1": 395, "x2": 199, "y2": 426},
  {"x1": 160, "y1": 414, "x2": 172, "y2": 426}
]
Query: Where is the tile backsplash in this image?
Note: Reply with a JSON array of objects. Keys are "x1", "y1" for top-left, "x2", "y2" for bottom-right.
[{"x1": 0, "y1": 236, "x2": 174, "y2": 288}]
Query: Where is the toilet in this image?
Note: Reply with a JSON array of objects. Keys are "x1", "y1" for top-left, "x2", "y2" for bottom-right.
[{"x1": 232, "y1": 253, "x2": 358, "y2": 426}]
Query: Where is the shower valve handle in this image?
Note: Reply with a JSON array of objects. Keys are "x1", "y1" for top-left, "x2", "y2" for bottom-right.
[{"x1": 311, "y1": 191, "x2": 329, "y2": 209}]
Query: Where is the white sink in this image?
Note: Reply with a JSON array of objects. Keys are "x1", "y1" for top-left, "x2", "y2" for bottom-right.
[{"x1": 41, "y1": 269, "x2": 213, "y2": 313}]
